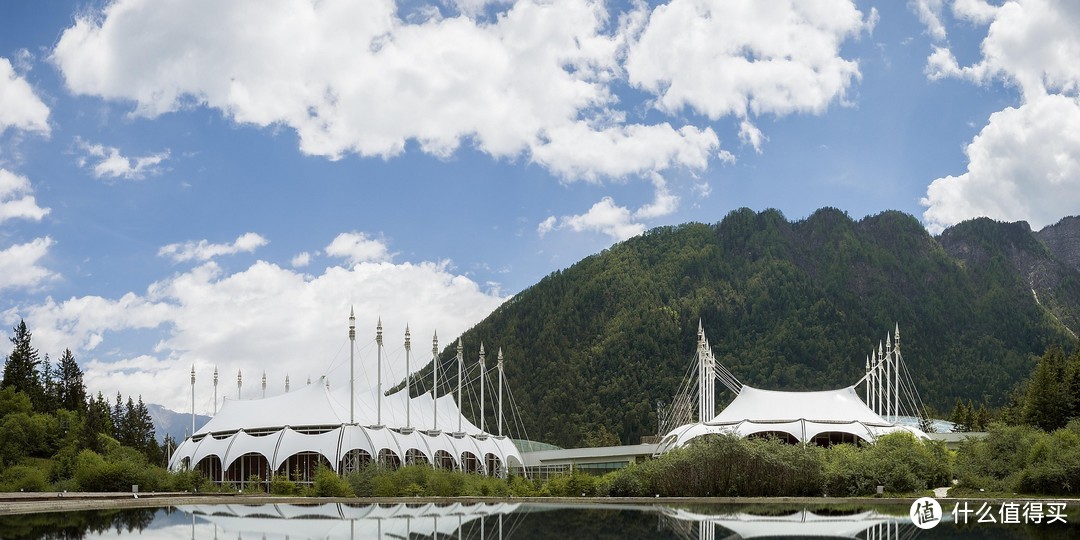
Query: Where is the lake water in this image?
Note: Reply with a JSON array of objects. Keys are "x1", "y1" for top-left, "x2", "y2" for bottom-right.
[{"x1": 1, "y1": 501, "x2": 1076, "y2": 539}]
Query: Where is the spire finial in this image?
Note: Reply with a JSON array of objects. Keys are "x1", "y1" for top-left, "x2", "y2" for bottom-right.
[
  {"x1": 894, "y1": 323, "x2": 900, "y2": 350},
  {"x1": 376, "y1": 317, "x2": 383, "y2": 346},
  {"x1": 348, "y1": 307, "x2": 356, "y2": 340},
  {"x1": 190, "y1": 365, "x2": 195, "y2": 385},
  {"x1": 285, "y1": 374, "x2": 290, "y2": 392},
  {"x1": 498, "y1": 347, "x2": 504, "y2": 368},
  {"x1": 479, "y1": 342, "x2": 485, "y2": 356},
  {"x1": 404, "y1": 324, "x2": 412, "y2": 351},
  {"x1": 432, "y1": 330, "x2": 438, "y2": 355},
  {"x1": 213, "y1": 365, "x2": 218, "y2": 384}
]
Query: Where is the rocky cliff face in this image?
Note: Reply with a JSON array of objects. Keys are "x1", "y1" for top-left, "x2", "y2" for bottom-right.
[{"x1": 1037, "y1": 216, "x2": 1080, "y2": 274}]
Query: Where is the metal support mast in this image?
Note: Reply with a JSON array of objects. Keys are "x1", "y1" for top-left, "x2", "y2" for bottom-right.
[
  {"x1": 261, "y1": 372, "x2": 266, "y2": 399},
  {"x1": 431, "y1": 331, "x2": 439, "y2": 432},
  {"x1": 405, "y1": 325, "x2": 412, "y2": 430},
  {"x1": 190, "y1": 366, "x2": 195, "y2": 435},
  {"x1": 213, "y1": 366, "x2": 218, "y2": 415},
  {"x1": 456, "y1": 338, "x2": 464, "y2": 435},
  {"x1": 349, "y1": 308, "x2": 355, "y2": 424},
  {"x1": 479, "y1": 343, "x2": 486, "y2": 435},
  {"x1": 894, "y1": 324, "x2": 901, "y2": 419},
  {"x1": 376, "y1": 317, "x2": 384, "y2": 427},
  {"x1": 285, "y1": 374, "x2": 290, "y2": 393},
  {"x1": 864, "y1": 356, "x2": 872, "y2": 412},
  {"x1": 237, "y1": 369, "x2": 242, "y2": 400},
  {"x1": 497, "y1": 348, "x2": 504, "y2": 437}
]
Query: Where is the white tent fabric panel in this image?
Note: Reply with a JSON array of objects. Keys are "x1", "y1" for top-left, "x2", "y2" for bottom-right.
[
  {"x1": 394, "y1": 428, "x2": 434, "y2": 461},
  {"x1": 273, "y1": 428, "x2": 342, "y2": 470},
  {"x1": 337, "y1": 425, "x2": 377, "y2": 458},
  {"x1": 221, "y1": 431, "x2": 281, "y2": 471},
  {"x1": 186, "y1": 433, "x2": 232, "y2": 468},
  {"x1": 364, "y1": 427, "x2": 405, "y2": 460}
]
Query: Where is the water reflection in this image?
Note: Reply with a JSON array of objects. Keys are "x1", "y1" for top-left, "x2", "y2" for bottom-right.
[
  {"x1": 659, "y1": 506, "x2": 918, "y2": 539},
  {"x1": 179, "y1": 502, "x2": 520, "y2": 540},
  {"x1": 5, "y1": 501, "x2": 1076, "y2": 539}
]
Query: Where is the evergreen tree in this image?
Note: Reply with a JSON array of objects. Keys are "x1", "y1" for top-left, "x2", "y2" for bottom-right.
[
  {"x1": 82, "y1": 391, "x2": 113, "y2": 452},
  {"x1": 950, "y1": 398, "x2": 972, "y2": 432},
  {"x1": 56, "y1": 349, "x2": 87, "y2": 413},
  {"x1": 1, "y1": 320, "x2": 42, "y2": 407},
  {"x1": 39, "y1": 353, "x2": 59, "y2": 414},
  {"x1": 1022, "y1": 346, "x2": 1071, "y2": 431}
]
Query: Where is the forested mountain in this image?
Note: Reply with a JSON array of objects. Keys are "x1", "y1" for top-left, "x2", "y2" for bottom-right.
[{"x1": 429, "y1": 208, "x2": 1080, "y2": 448}]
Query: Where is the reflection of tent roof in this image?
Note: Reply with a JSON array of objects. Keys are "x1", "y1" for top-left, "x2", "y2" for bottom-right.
[
  {"x1": 662, "y1": 507, "x2": 911, "y2": 539},
  {"x1": 661, "y1": 385, "x2": 925, "y2": 448},
  {"x1": 169, "y1": 376, "x2": 522, "y2": 474},
  {"x1": 176, "y1": 503, "x2": 521, "y2": 539}
]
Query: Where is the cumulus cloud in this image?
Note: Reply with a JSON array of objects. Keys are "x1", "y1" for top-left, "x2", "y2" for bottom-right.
[
  {"x1": 920, "y1": 0, "x2": 1080, "y2": 232},
  {"x1": 910, "y1": 0, "x2": 947, "y2": 41},
  {"x1": 0, "y1": 237, "x2": 58, "y2": 291},
  {"x1": 625, "y1": 0, "x2": 872, "y2": 121},
  {"x1": 159, "y1": 232, "x2": 269, "y2": 263},
  {"x1": 6, "y1": 246, "x2": 508, "y2": 413},
  {"x1": 75, "y1": 138, "x2": 170, "y2": 180},
  {"x1": 325, "y1": 232, "x2": 392, "y2": 266},
  {"x1": 541, "y1": 174, "x2": 680, "y2": 241},
  {"x1": 0, "y1": 57, "x2": 50, "y2": 136},
  {"x1": 0, "y1": 169, "x2": 50, "y2": 223},
  {"x1": 291, "y1": 251, "x2": 312, "y2": 268},
  {"x1": 50, "y1": 0, "x2": 723, "y2": 182},
  {"x1": 922, "y1": 94, "x2": 1080, "y2": 233}
]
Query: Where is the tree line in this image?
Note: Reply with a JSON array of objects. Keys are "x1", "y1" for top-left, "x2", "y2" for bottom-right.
[{"x1": 1, "y1": 320, "x2": 171, "y2": 490}]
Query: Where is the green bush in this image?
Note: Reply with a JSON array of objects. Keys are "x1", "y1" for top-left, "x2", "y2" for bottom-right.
[
  {"x1": 0, "y1": 464, "x2": 49, "y2": 492},
  {"x1": 312, "y1": 466, "x2": 353, "y2": 497},
  {"x1": 269, "y1": 474, "x2": 298, "y2": 496}
]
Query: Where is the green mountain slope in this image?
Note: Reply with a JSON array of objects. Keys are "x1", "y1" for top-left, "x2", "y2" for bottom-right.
[{"x1": 431, "y1": 209, "x2": 1080, "y2": 448}]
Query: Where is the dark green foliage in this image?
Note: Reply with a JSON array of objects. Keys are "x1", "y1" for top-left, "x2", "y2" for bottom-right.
[
  {"x1": 1, "y1": 321, "x2": 42, "y2": 408},
  {"x1": 344, "y1": 464, "x2": 512, "y2": 497},
  {"x1": 821, "y1": 432, "x2": 950, "y2": 496},
  {"x1": 425, "y1": 209, "x2": 1080, "y2": 447},
  {"x1": 605, "y1": 434, "x2": 825, "y2": 497},
  {"x1": 269, "y1": 474, "x2": 299, "y2": 495},
  {"x1": 312, "y1": 466, "x2": 353, "y2": 497},
  {"x1": 0, "y1": 463, "x2": 50, "y2": 492},
  {"x1": 56, "y1": 349, "x2": 87, "y2": 413},
  {"x1": 955, "y1": 421, "x2": 1080, "y2": 495}
]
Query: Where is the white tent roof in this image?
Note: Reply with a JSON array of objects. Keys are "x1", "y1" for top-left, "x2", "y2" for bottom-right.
[{"x1": 661, "y1": 385, "x2": 925, "y2": 448}]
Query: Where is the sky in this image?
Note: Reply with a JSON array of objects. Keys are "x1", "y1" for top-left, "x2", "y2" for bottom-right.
[{"x1": 1, "y1": 0, "x2": 1078, "y2": 416}]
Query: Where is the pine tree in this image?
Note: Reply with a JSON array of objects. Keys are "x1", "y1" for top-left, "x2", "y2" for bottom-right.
[
  {"x1": 56, "y1": 349, "x2": 87, "y2": 413},
  {"x1": 82, "y1": 392, "x2": 113, "y2": 452},
  {"x1": 950, "y1": 398, "x2": 971, "y2": 432},
  {"x1": 1023, "y1": 346, "x2": 1071, "y2": 431},
  {"x1": 1, "y1": 320, "x2": 42, "y2": 407}
]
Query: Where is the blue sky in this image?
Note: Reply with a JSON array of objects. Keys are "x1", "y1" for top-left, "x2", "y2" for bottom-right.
[{"x1": 1, "y1": 0, "x2": 1077, "y2": 413}]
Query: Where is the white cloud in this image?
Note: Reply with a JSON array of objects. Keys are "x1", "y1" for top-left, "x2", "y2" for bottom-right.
[
  {"x1": 75, "y1": 138, "x2": 170, "y2": 180},
  {"x1": 625, "y1": 0, "x2": 871, "y2": 121},
  {"x1": 0, "y1": 57, "x2": 50, "y2": 136},
  {"x1": 738, "y1": 120, "x2": 767, "y2": 153},
  {"x1": 923, "y1": 0, "x2": 1080, "y2": 99},
  {"x1": 6, "y1": 250, "x2": 508, "y2": 413},
  {"x1": 291, "y1": 251, "x2": 312, "y2": 268},
  {"x1": 922, "y1": 94, "x2": 1080, "y2": 233},
  {"x1": 536, "y1": 216, "x2": 556, "y2": 237},
  {"x1": 542, "y1": 175, "x2": 680, "y2": 241},
  {"x1": 910, "y1": 0, "x2": 947, "y2": 41},
  {"x1": 325, "y1": 232, "x2": 392, "y2": 266},
  {"x1": 159, "y1": 232, "x2": 269, "y2": 263},
  {"x1": 0, "y1": 169, "x2": 50, "y2": 223},
  {"x1": 920, "y1": 0, "x2": 1080, "y2": 232},
  {"x1": 49, "y1": 0, "x2": 728, "y2": 182},
  {"x1": 0, "y1": 237, "x2": 58, "y2": 291}
]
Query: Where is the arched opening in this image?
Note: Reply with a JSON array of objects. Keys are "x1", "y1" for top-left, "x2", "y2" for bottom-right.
[
  {"x1": 378, "y1": 448, "x2": 401, "y2": 469},
  {"x1": 809, "y1": 431, "x2": 866, "y2": 448},
  {"x1": 745, "y1": 431, "x2": 800, "y2": 445},
  {"x1": 224, "y1": 452, "x2": 271, "y2": 490},
  {"x1": 194, "y1": 455, "x2": 222, "y2": 481},
  {"x1": 484, "y1": 453, "x2": 502, "y2": 477},
  {"x1": 405, "y1": 448, "x2": 428, "y2": 466},
  {"x1": 460, "y1": 451, "x2": 480, "y2": 474},
  {"x1": 339, "y1": 448, "x2": 372, "y2": 474},
  {"x1": 276, "y1": 451, "x2": 332, "y2": 484},
  {"x1": 178, "y1": 457, "x2": 191, "y2": 471},
  {"x1": 433, "y1": 450, "x2": 455, "y2": 470}
]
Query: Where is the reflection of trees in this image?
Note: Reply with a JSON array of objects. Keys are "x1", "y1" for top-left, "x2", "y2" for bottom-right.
[{"x1": 0, "y1": 506, "x2": 156, "y2": 539}]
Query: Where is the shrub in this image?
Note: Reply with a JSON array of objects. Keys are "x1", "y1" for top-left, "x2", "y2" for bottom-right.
[
  {"x1": 312, "y1": 466, "x2": 353, "y2": 497},
  {"x1": 269, "y1": 474, "x2": 298, "y2": 496},
  {"x1": 0, "y1": 465, "x2": 49, "y2": 492}
]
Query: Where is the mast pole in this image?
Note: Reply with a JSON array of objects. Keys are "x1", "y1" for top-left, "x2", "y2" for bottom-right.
[
  {"x1": 376, "y1": 317, "x2": 384, "y2": 427},
  {"x1": 405, "y1": 325, "x2": 412, "y2": 430},
  {"x1": 349, "y1": 308, "x2": 355, "y2": 424},
  {"x1": 498, "y1": 348, "x2": 504, "y2": 437},
  {"x1": 237, "y1": 369, "x2": 242, "y2": 400},
  {"x1": 457, "y1": 338, "x2": 464, "y2": 434},
  {"x1": 213, "y1": 366, "x2": 218, "y2": 415},
  {"x1": 261, "y1": 371, "x2": 266, "y2": 399},
  {"x1": 190, "y1": 366, "x2": 195, "y2": 435},
  {"x1": 479, "y1": 343, "x2": 486, "y2": 434},
  {"x1": 432, "y1": 332, "x2": 439, "y2": 431}
]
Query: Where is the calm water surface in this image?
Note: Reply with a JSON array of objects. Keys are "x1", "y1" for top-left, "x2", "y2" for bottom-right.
[{"x1": 2, "y1": 501, "x2": 1077, "y2": 539}]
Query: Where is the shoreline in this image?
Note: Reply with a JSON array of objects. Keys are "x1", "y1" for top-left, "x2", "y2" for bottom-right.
[{"x1": 2, "y1": 492, "x2": 1077, "y2": 516}]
